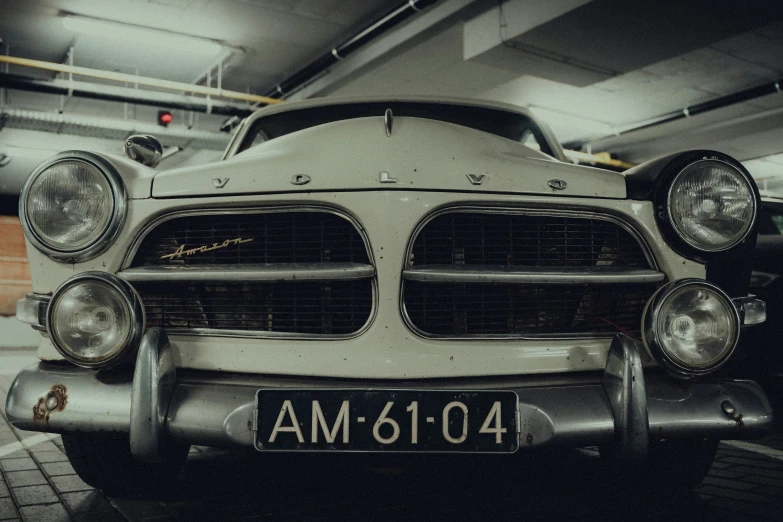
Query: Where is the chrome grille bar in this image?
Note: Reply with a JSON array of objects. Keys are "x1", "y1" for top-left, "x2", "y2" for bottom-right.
[
  {"x1": 119, "y1": 263, "x2": 375, "y2": 283},
  {"x1": 403, "y1": 265, "x2": 665, "y2": 284}
]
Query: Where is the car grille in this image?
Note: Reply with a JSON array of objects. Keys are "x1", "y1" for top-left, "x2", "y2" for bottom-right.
[
  {"x1": 402, "y1": 210, "x2": 660, "y2": 338},
  {"x1": 409, "y1": 212, "x2": 649, "y2": 268},
  {"x1": 124, "y1": 210, "x2": 374, "y2": 336},
  {"x1": 130, "y1": 212, "x2": 369, "y2": 267},
  {"x1": 133, "y1": 281, "x2": 372, "y2": 335}
]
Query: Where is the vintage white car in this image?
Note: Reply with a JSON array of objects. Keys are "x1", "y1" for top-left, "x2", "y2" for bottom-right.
[{"x1": 6, "y1": 96, "x2": 773, "y2": 493}]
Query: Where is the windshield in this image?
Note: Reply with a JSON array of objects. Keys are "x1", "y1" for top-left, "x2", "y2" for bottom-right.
[{"x1": 235, "y1": 101, "x2": 559, "y2": 158}]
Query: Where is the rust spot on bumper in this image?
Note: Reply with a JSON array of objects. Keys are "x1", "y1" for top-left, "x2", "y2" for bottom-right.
[{"x1": 32, "y1": 384, "x2": 68, "y2": 423}]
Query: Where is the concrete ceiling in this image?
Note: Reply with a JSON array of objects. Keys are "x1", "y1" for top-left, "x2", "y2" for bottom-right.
[
  {"x1": 0, "y1": 0, "x2": 400, "y2": 90},
  {"x1": 3, "y1": 0, "x2": 783, "y2": 195}
]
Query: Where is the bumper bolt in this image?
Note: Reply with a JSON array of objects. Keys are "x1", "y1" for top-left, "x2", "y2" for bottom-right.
[{"x1": 721, "y1": 400, "x2": 736, "y2": 416}]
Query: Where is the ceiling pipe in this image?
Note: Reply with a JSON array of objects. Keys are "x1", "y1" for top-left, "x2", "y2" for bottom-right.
[
  {"x1": 0, "y1": 74, "x2": 254, "y2": 117},
  {"x1": 566, "y1": 77, "x2": 783, "y2": 150},
  {"x1": 265, "y1": 0, "x2": 440, "y2": 99},
  {"x1": 0, "y1": 54, "x2": 281, "y2": 105}
]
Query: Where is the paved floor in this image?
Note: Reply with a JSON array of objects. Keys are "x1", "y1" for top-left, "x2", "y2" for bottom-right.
[{"x1": 2, "y1": 349, "x2": 783, "y2": 521}]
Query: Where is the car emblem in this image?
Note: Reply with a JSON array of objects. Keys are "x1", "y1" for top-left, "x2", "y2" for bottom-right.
[
  {"x1": 290, "y1": 174, "x2": 311, "y2": 185},
  {"x1": 548, "y1": 179, "x2": 567, "y2": 191},
  {"x1": 160, "y1": 237, "x2": 254, "y2": 260},
  {"x1": 466, "y1": 174, "x2": 486, "y2": 185},
  {"x1": 212, "y1": 178, "x2": 229, "y2": 189},
  {"x1": 379, "y1": 172, "x2": 397, "y2": 183}
]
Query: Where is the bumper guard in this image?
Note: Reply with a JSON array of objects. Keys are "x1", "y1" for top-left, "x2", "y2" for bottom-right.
[{"x1": 4, "y1": 330, "x2": 774, "y2": 462}]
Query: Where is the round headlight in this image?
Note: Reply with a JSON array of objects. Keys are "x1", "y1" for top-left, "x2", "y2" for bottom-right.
[
  {"x1": 667, "y1": 159, "x2": 755, "y2": 252},
  {"x1": 47, "y1": 272, "x2": 143, "y2": 369},
  {"x1": 21, "y1": 153, "x2": 126, "y2": 261},
  {"x1": 643, "y1": 279, "x2": 739, "y2": 377}
]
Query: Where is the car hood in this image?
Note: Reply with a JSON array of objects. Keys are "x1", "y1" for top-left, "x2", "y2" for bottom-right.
[{"x1": 152, "y1": 116, "x2": 626, "y2": 199}]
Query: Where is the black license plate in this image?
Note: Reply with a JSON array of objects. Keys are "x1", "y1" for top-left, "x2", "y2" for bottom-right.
[{"x1": 255, "y1": 389, "x2": 518, "y2": 453}]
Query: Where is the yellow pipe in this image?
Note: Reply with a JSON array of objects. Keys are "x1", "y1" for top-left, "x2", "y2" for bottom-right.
[
  {"x1": 0, "y1": 55, "x2": 283, "y2": 106},
  {"x1": 563, "y1": 149, "x2": 635, "y2": 170}
]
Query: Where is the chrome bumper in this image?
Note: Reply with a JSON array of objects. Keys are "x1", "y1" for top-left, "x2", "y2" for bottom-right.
[{"x1": 4, "y1": 330, "x2": 774, "y2": 462}]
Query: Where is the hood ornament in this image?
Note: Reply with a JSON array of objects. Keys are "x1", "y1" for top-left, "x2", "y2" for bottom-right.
[
  {"x1": 212, "y1": 178, "x2": 229, "y2": 189},
  {"x1": 548, "y1": 179, "x2": 567, "y2": 191},
  {"x1": 124, "y1": 135, "x2": 162, "y2": 168},
  {"x1": 384, "y1": 109, "x2": 393, "y2": 137}
]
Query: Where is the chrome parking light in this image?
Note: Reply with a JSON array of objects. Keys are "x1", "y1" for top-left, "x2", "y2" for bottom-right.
[{"x1": 16, "y1": 294, "x2": 51, "y2": 330}]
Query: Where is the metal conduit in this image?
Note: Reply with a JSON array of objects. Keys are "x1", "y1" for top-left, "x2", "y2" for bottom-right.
[
  {"x1": 265, "y1": 0, "x2": 439, "y2": 99},
  {"x1": 566, "y1": 78, "x2": 783, "y2": 150}
]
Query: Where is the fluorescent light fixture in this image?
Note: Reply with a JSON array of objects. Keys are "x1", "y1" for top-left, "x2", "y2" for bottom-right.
[{"x1": 62, "y1": 15, "x2": 222, "y2": 56}]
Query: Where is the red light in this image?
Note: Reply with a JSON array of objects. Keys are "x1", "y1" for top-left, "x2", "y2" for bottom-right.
[{"x1": 158, "y1": 110, "x2": 173, "y2": 126}]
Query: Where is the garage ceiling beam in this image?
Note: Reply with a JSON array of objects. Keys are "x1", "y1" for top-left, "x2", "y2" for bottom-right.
[
  {"x1": 0, "y1": 55, "x2": 281, "y2": 106},
  {"x1": 0, "y1": 74, "x2": 254, "y2": 117}
]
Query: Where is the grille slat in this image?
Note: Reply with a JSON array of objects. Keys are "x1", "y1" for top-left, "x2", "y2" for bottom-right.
[
  {"x1": 128, "y1": 211, "x2": 373, "y2": 336},
  {"x1": 405, "y1": 211, "x2": 657, "y2": 338}
]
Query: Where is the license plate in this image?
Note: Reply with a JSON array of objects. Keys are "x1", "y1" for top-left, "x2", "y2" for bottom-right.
[{"x1": 255, "y1": 389, "x2": 519, "y2": 453}]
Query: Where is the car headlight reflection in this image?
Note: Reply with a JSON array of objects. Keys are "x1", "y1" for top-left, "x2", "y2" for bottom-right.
[
  {"x1": 667, "y1": 159, "x2": 755, "y2": 252},
  {"x1": 48, "y1": 272, "x2": 143, "y2": 369},
  {"x1": 643, "y1": 279, "x2": 739, "y2": 377}
]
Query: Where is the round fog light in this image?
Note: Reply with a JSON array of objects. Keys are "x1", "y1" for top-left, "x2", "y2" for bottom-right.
[
  {"x1": 47, "y1": 272, "x2": 143, "y2": 368},
  {"x1": 643, "y1": 279, "x2": 739, "y2": 377}
]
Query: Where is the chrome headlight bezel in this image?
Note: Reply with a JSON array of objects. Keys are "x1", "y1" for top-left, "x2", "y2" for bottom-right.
[
  {"x1": 46, "y1": 271, "x2": 144, "y2": 369},
  {"x1": 642, "y1": 279, "x2": 740, "y2": 378},
  {"x1": 19, "y1": 151, "x2": 127, "y2": 262},
  {"x1": 665, "y1": 158, "x2": 757, "y2": 253}
]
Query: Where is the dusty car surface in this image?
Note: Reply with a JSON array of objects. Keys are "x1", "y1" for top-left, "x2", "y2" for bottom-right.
[{"x1": 5, "y1": 96, "x2": 773, "y2": 493}]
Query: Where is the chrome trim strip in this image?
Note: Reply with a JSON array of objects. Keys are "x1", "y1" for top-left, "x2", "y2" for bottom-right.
[
  {"x1": 400, "y1": 205, "x2": 661, "y2": 341},
  {"x1": 121, "y1": 205, "x2": 377, "y2": 341},
  {"x1": 119, "y1": 263, "x2": 376, "y2": 283},
  {"x1": 19, "y1": 151, "x2": 127, "y2": 263},
  {"x1": 403, "y1": 265, "x2": 664, "y2": 284}
]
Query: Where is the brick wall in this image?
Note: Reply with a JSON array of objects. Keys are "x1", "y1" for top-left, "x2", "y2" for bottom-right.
[{"x1": 0, "y1": 217, "x2": 32, "y2": 316}]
